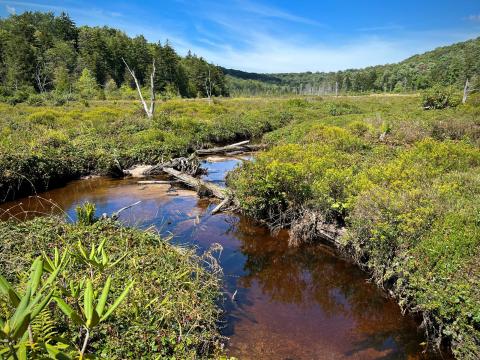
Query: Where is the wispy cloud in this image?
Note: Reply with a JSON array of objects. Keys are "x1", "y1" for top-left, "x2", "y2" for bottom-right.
[
  {"x1": 357, "y1": 24, "x2": 404, "y2": 32},
  {"x1": 5, "y1": 4, "x2": 15, "y2": 14},
  {"x1": 466, "y1": 14, "x2": 480, "y2": 22},
  {"x1": 235, "y1": 0, "x2": 325, "y2": 27}
]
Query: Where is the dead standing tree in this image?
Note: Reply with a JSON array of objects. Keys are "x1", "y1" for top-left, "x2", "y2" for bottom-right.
[
  {"x1": 122, "y1": 58, "x2": 156, "y2": 118},
  {"x1": 463, "y1": 78, "x2": 470, "y2": 104},
  {"x1": 204, "y1": 66, "x2": 214, "y2": 103}
]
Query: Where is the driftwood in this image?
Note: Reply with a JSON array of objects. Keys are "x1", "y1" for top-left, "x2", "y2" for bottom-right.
[
  {"x1": 195, "y1": 140, "x2": 266, "y2": 155},
  {"x1": 127, "y1": 140, "x2": 265, "y2": 213},
  {"x1": 112, "y1": 201, "x2": 142, "y2": 219},
  {"x1": 144, "y1": 155, "x2": 202, "y2": 176},
  {"x1": 162, "y1": 167, "x2": 234, "y2": 214},
  {"x1": 137, "y1": 180, "x2": 177, "y2": 185},
  {"x1": 211, "y1": 197, "x2": 231, "y2": 214},
  {"x1": 162, "y1": 167, "x2": 227, "y2": 199}
]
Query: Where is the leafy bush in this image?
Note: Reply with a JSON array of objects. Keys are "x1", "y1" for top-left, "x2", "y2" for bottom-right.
[
  {"x1": 26, "y1": 94, "x2": 46, "y2": 106},
  {"x1": 422, "y1": 85, "x2": 460, "y2": 109}
]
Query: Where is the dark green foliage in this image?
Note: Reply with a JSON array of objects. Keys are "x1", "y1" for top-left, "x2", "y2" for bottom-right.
[{"x1": 0, "y1": 12, "x2": 228, "y2": 102}]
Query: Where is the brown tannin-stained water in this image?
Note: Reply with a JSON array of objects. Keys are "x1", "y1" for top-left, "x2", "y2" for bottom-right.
[{"x1": 0, "y1": 157, "x2": 447, "y2": 360}]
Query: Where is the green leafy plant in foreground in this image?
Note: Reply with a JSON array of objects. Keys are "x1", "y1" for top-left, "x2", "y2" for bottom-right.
[
  {"x1": 0, "y1": 236, "x2": 133, "y2": 359},
  {"x1": 0, "y1": 253, "x2": 66, "y2": 359},
  {"x1": 54, "y1": 277, "x2": 134, "y2": 359}
]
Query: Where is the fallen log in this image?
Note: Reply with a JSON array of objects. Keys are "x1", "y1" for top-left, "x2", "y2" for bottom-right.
[
  {"x1": 195, "y1": 140, "x2": 266, "y2": 155},
  {"x1": 162, "y1": 167, "x2": 227, "y2": 199},
  {"x1": 137, "y1": 180, "x2": 178, "y2": 185},
  {"x1": 211, "y1": 197, "x2": 231, "y2": 214}
]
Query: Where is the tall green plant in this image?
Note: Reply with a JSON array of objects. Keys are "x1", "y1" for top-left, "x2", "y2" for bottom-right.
[
  {"x1": 54, "y1": 278, "x2": 134, "y2": 359},
  {"x1": 0, "y1": 253, "x2": 66, "y2": 359}
]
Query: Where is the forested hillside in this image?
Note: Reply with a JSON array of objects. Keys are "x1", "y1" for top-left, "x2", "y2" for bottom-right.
[
  {"x1": 225, "y1": 37, "x2": 480, "y2": 96},
  {"x1": 0, "y1": 12, "x2": 228, "y2": 103}
]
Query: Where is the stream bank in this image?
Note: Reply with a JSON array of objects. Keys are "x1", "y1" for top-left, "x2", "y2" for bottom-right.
[{"x1": 0, "y1": 156, "x2": 450, "y2": 359}]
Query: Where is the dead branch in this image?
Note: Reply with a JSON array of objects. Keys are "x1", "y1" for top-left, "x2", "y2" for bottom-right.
[
  {"x1": 137, "y1": 180, "x2": 178, "y2": 185},
  {"x1": 195, "y1": 140, "x2": 266, "y2": 155},
  {"x1": 463, "y1": 78, "x2": 470, "y2": 104},
  {"x1": 112, "y1": 200, "x2": 142, "y2": 219},
  {"x1": 162, "y1": 167, "x2": 227, "y2": 199},
  {"x1": 211, "y1": 197, "x2": 231, "y2": 214},
  {"x1": 122, "y1": 57, "x2": 156, "y2": 118}
]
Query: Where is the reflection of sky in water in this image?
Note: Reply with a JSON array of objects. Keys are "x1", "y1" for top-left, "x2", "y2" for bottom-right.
[
  {"x1": 200, "y1": 156, "x2": 249, "y2": 186},
  {"x1": 0, "y1": 157, "x2": 446, "y2": 360}
]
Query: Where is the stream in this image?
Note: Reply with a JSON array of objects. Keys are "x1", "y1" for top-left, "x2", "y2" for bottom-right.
[{"x1": 0, "y1": 156, "x2": 447, "y2": 359}]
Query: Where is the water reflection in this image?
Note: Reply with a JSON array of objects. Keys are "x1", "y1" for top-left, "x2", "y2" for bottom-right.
[{"x1": 0, "y1": 159, "x2": 447, "y2": 360}]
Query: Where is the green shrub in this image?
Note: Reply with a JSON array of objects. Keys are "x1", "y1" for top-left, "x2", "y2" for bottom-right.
[
  {"x1": 27, "y1": 110, "x2": 62, "y2": 127},
  {"x1": 26, "y1": 93, "x2": 46, "y2": 106},
  {"x1": 422, "y1": 85, "x2": 460, "y2": 110}
]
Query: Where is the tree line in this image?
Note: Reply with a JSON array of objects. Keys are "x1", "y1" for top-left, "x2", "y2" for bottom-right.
[
  {"x1": 225, "y1": 37, "x2": 480, "y2": 96},
  {"x1": 0, "y1": 11, "x2": 229, "y2": 103}
]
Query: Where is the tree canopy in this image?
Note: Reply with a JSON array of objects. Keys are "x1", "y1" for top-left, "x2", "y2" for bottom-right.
[{"x1": 0, "y1": 11, "x2": 229, "y2": 99}]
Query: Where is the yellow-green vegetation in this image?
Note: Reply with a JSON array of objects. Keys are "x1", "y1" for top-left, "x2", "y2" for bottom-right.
[
  {"x1": 228, "y1": 94, "x2": 480, "y2": 359},
  {"x1": 0, "y1": 98, "x2": 301, "y2": 201},
  {"x1": 0, "y1": 206, "x2": 223, "y2": 358}
]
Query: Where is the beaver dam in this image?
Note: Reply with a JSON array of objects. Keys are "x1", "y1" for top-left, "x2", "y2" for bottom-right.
[{"x1": 0, "y1": 155, "x2": 450, "y2": 359}]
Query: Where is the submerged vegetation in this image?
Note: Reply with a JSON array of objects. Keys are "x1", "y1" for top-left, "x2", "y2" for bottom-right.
[
  {"x1": 229, "y1": 93, "x2": 480, "y2": 358},
  {"x1": 0, "y1": 206, "x2": 223, "y2": 358}
]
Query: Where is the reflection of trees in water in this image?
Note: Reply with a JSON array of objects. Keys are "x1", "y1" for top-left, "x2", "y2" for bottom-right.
[{"x1": 228, "y1": 215, "x2": 438, "y2": 359}]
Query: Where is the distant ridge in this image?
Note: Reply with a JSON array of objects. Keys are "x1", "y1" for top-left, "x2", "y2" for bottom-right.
[{"x1": 224, "y1": 37, "x2": 480, "y2": 96}]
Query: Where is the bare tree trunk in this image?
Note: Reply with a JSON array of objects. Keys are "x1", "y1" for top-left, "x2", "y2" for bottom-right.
[
  {"x1": 122, "y1": 58, "x2": 156, "y2": 118},
  {"x1": 335, "y1": 81, "x2": 338, "y2": 97},
  {"x1": 205, "y1": 67, "x2": 214, "y2": 104},
  {"x1": 35, "y1": 63, "x2": 49, "y2": 93},
  {"x1": 463, "y1": 78, "x2": 470, "y2": 104}
]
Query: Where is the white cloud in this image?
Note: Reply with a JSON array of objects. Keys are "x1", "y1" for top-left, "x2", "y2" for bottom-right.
[
  {"x1": 182, "y1": 35, "x2": 409, "y2": 73},
  {"x1": 234, "y1": 0, "x2": 325, "y2": 27},
  {"x1": 467, "y1": 14, "x2": 480, "y2": 22},
  {"x1": 5, "y1": 4, "x2": 15, "y2": 14},
  {"x1": 174, "y1": 23, "x2": 478, "y2": 73}
]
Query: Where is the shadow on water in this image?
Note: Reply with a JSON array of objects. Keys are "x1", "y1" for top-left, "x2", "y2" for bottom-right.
[{"x1": 0, "y1": 158, "x2": 449, "y2": 360}]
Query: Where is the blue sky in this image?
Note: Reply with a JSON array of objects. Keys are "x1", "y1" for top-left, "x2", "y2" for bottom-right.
[{"x1": 0, "y1": 0, "x2": 479, "y2": 73}]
